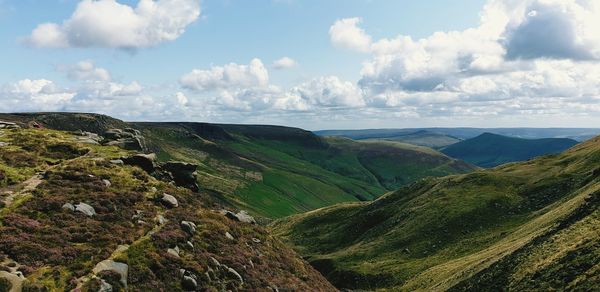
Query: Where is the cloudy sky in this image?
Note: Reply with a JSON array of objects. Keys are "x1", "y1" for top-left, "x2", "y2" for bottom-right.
[{"x1": 1, "y1": 0, "x2": 600, "y2": 130}]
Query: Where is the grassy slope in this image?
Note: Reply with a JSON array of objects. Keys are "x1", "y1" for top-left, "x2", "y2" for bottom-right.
[
  {"x1": 272, "y1": 136, "x2": 600, "y2": 291},
  {"x1": 365, "y1": 131, "x2": 462, "y2": 149},
  {"x1": 135, "y1": 122, "x2": 476, "y2": 218},
  {"x1": 442, "y1": 132, "x2": 579, "y2": 167},
  {"x1": 0, "y1": 127, "x2": 335, "y2": 291}
]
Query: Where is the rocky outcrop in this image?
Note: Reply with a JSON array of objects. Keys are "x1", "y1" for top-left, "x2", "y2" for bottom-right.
[
  {"x1": 73, "y1": 131, "x2": 102, "y2": 145},
  {"x1": 0, "y1": 121, "x2": 20, "y2": 129},
  {"x1": 102, "y1": 128, "x2": 148, "y2": 152},
  {"x1": 92, "y1": 260, "x2": 128, "y2": 288},
  {"x1": 160, "y1": 161, "x2": 200, "y2": 192},
  {"x1": 122, "y1": 153, "x2": 157, "y2": 173},
  {"x1": 220, "y1": 210, "x2": 256, "y2": 224}
]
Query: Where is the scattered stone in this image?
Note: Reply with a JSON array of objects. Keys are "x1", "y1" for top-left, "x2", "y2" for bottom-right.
[
  {"x1": 74, "y1": 203, "x2": 96, "y2": 217},
  {"x1": 109, "y1": 159, "x2": 124, "y2": 165},
  {"x1": 180, "y1": 270, "x2": 199, "y2": 291},
  {"x1": 155, "y1": 215, "x2": 167, "y2": 225},
  {"x1": 251, "y1": 238, "x2": 261, "y2": 243},
  {"x1": 0, "y1": 121, "x2": 19, "y2": 129},
  {"x1": 181, "y1": 221, "x2": 197, "y2": 235},
  {"x1": 167, "y1": 246, "x2": 180, "y2": 258},
  {"x1": 220, "y1": 210, "x2": 256, "y2": 224},
  {"x1": 227, "y1": 266, "x2": 243, "y2": 284},
  {"x1": 161, "y1": 193, "x2": 179, "y2": 208},
  {"x1": 225, "y1": 232, "x2": 235, "y2": 240},
  {"x1": 209, "y1": 257, "x2": 221, "y2": 268},
  {"x1": 98, "y1": 278, "x2": 113, "y2": 292},
  {"x1": 73, "y1": 131, "x2": 102, "y2": 145},
  {"x1": 103, "y1": 128, "x2": 147, "y2": 151},
  {"x1": 92, "y1": 260, "x2": 128, "y2": 288},
  {"x1": 122, "y1": 153, "x2": 156, "y2": 173},
  {"x1": 186, "y1": 241, "x2": 195, "y2": 250},
  {"x1": 101, "y1": 179, "x2": 111, "y2": 187},
  {"x1": 62, "y1": 203, "x2": 75, "y2": 212}
]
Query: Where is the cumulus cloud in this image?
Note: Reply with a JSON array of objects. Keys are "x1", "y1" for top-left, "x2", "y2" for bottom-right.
[
  {"x1": 0, "y1": 79, "x2": 75, "y2": 112},
  {"x1": 180, "y1": 59, "x2": 269, "y2": 91},
  {"x1": 26, "y1": 0, "x2": 200, "y2": 49},
  {"x1": 291, "y1": 76, "x2": 365, "y2": 108},
  {"x1": 329, "y1": 17, "x2": 372, "y2": 52},
  {"x1": 272, "y1": 57, "x2": 297, "y2": 69},
  {"x1": 60, "y1": 60, "x2": 111, "y2": 81}
]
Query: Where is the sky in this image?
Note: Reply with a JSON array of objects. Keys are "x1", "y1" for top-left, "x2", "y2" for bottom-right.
[{"x1": 1, "y1": 0, "x2": 600, "y2": 130}]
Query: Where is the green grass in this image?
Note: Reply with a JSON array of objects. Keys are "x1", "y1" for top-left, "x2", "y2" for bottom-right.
[{"x1": 272, "y1": 136, "x2": 600, "y2": 290}]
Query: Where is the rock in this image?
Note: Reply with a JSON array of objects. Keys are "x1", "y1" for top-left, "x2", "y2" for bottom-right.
[
  {"x1": 104, "y1": 129, "x2": 123, "y2": 140},
  {"x1": 220, "y1": 210, "x2": 256, "y2": 224},
  {"x1": 186, "y1": 241, "x2": 194, "y2": 250},
  {"x1": 0, "y1": 142, "x2": 10, "y2": 147},
  {"x1": 225, "y1": 232, "x2": 235, "y2": 240},
  {"x1": 181, "y1": 221, "x2": 197, "y2": 235},
  {"x1": 251, "y1": 238, "x2": 261, "y2": 243},
  {"x1": 62, "y1": 203, "x2": 75, "y2": 212},
  {"x1": 92, "y1": 260, "x2": 128, "y2": 288},
  {"x1": 98, "y1": 279, "x2": 113, "y2": 292},
  {"x1": 101, "y1": 179, "x2": 111, "y2": 187},
  {"x1": 155, "y1": 215, "x2": 167, "y2": 225},
  {"x1": 123, "y1": 128, "x2": 141, "y2": 136},
  {"x1": 180, "y1": 270, "x2": 199, "y2": 291},
  {"x1": 132, "y1": 210, "x2": 143, "y2": 221},
  {"x1": 0, "y1": 121, "x2": 19, "y2": 129},
  {"x1": 236, "y1": 210, "x2": 256, "y2": 224},
  {"x1": 103, "y1": 128, "x2": 147, "y2": 151},
  {"x1": 122, "y1": 153, "x2": 156, "y2": 173},
  {"x1": 74, "y1": 203, "x2": 96, "y2": 217},
  {"x1": 109, "y1": 159, "x2": 124, "y2": 165},
  {"x1": 167, "y1": 246, "x2": 180, "y2": 258},
  {"x1": 210, "y1": 257, "x2": 221, "y2": 267},
  {"x1": 160, "y1": 161, "x2": 200, "y2": 192},
  {"x1": 227, "y1": 267, "x2": 243, "y2": 284},
  {"x1": 161, "y1": 194, "x2": 179, "y2": 208},
  {"x1": 74, "y1": 131, "x2": 102, "y2": 145}
]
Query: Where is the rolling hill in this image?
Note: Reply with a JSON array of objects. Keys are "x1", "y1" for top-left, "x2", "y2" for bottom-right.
[
  {"x1": 271, "y1": 135, "x2": 600, "y2": 291},
  {"x1": 0, "y1": 113, "x2": 476, "y2": 219},
  {"x1": 441, "y1": 133, "x2": 578, "y2": 167},
  {"x1": 364, "y1": 130, "x2": 462, "y2": 149}
]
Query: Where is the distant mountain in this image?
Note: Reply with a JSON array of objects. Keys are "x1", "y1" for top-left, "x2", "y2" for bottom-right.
[
  {"x1": 272, "y1": 135, "x2": 599, "y2": 291},
  {"x1": 441, "y1": 133, "x2": 578, "y2": 167},
  {"x1": 365, "y1": 130, "x2": 462, "y2": 149},
  {"x1": 316, "y1": 127, "x2": 600, "y2": 142}
]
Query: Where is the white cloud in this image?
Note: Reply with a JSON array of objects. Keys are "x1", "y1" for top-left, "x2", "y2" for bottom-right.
[
  {"x1": 0, "y1": 79, "x2": 75, "y2": 112},
  {"x1": 272, "y1": 57, "x2": 297, "y2": 69},
  {"x1": 176, "y1": 92, "x2": 188, "y2": 106},
  {"x1": 291, "y1": 76, "x2": 365, "y2": 108},
  {"x1": 180, "y1": 58, "x2": 269, "y2": 91},
  {"x1": 26, "y1": 0, "x2": 201, "y2": 49},
  {"x1": 60, "y1": 60, "x2": 111, "y2": 81},
  {"x1": 329, "y1": 17, "x2": 372, "y2": 52}
]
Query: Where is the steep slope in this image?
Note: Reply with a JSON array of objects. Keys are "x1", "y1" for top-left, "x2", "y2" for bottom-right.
[
  {"x1": 0, "y1": 113, "x2": 476, "y2": 218},
  {"x1": 272, "y1": 136, "x2": 600, "y2": 291},
  {"x1": 441, "y1": 133, "x2": 578, "y2": 167},
  {"x1": 0, "y1": 126, "x2": 335, "y2": 291}
]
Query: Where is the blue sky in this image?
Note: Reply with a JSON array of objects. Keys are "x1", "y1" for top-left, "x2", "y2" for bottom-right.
[{"x1": 1, "y1": 0, "x2": 600, "y2": 130}]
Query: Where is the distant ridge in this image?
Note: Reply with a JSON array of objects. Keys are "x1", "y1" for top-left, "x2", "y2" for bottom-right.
[{"x1": 441, "y1": 132, "x2": 578, "y2": 167}]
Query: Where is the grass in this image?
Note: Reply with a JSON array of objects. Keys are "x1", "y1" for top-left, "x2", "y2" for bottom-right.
[{"x1": 272, "y1": 136, "x2": 600, "y2": 290}]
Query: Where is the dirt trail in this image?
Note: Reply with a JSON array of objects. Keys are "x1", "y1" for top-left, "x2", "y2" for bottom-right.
[{"x1": 0, "y1": 174, "x2": 43, "y2": 208}]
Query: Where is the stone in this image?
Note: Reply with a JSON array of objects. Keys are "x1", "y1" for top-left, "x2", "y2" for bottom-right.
[
  {"x1": 227, "y1": 267, "x2": 243, "y2": 284},
  {"x1": 161, "y1": 194, "x2": 179, "y2": 208},
  {"x1": 251, "y1": 238, "x2": 261, "y2": 243},
  {"x1": 123, "y1": 128, "x2": 141, "y2": 136},
  {"x1": 236, "y1": 210, "x2": 256, "y2": 224},
  {"x1": 0, "y1": 121, "x2": 19, "y2": 129},
  {"x1": 122, "y1": 153, "x2": 156, "y2": 173},
  {"x1": 181, "y1": 221, "x2": 197, "y2": 235},
  {"x1": 225, "y1": 232, "x2": 235, "y2": 240},
  {"x1": 104, "y1": 129, "x2": 123, "y2": 140},
  {"x1": 74, "y1": 203, "x2": 96, "y2": 217},
  {"x1": 93, "y1": 260, "x2": 128, "y2": 288},
  {"x1": 167, "y1": 246, "x2": 180, "y2": 258},
  {"x1": 210, "y1": 257, "x2": 221, "y2": 267},
  {"x1": 186, "y1": 241, "x2": 194, "y2": 250},
  {"x1": 101, "y1": 179, "x2": 111, "y2": 187},
  {"x1": 160, "y1": 161, "x2": 200, "y2": 192},
  {"x1": 98, "y1": 279, "x2": 113, "y2": 292},
  {"x1": 62, "y1": 203, "x2": 75, "y2": 212},
  {"x1": 181, "y1": 271, "x2": 198, "y2": 291},
  {"x1": 109, "y1": 159, "x2": 124, "y2": 165},
  {"x1": 155, "y1": 215, "x2": 167, "y2": 225}
]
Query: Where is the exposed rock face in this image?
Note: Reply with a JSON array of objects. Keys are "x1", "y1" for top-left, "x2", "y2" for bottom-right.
[
  {"x1": 102, "y1": 128, "x2": 148, "y2": 151},
  {"x1": 73, "y1": 131, "x2": 102, "y2": 145},
  {"x1": 160, "y1": 161, "x2": 200, "y2": 192},
  {"x1": 181, "y1": 221, "x2": 197, "y2": 235},
  {"x1": 92, "y1": 260, "x2": 129, "y2": 288},
  {"x1": 161, "y1": 194, "x2": 179, "y2": 208},
  {"x1": 180, "y1": 270, "x2": 199, "y2": 291},
  {"x1": 167, "y1": 246, "x2": 180, "y2": 258},
  {"x1": 122, "y1": 153, "x2": 157, "y2": 173},
  {"x1": 62, "y1": 203, "x2": 75, "y2": 212},
  {"x1": 0, "y1": 121, "x2": 20, "y2": 129}
]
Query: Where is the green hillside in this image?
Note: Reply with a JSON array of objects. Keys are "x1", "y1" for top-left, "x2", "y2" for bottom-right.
[
  {"x1": 272, "y1": 136, "x2": 600, "y2": 290},
  {"x1": 365, "y1": 130, "x2": 462, "y2": 149},
  {"x1": 0, "y1": 113, "x2": 476, "y2": 219},
  {"x1": 0, "y1": 127, "x2": 334, "y2": 291},
  {"x1": 441, "y1": 132, "x2": 578, "y2": 167}
]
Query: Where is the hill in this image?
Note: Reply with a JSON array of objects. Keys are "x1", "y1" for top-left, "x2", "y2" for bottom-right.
[
  {"x1": 441, "y1": 133, "x2": 578, "y2": 167},
  {"x1": 365, "y1": 130, "x2": 462, "y2": 149},
  {"x1": 316, "y1": 127, "x2": 600, "y2": 142},
  {"x1": 0, "y1": 113, "x2": 475, "y2": 218},
  {"x1": 271, "y1": 135, "x2": 600, "y2": 290},
  {"x1": 0, "y1": 125, "x2": 335, "y2": 291}
]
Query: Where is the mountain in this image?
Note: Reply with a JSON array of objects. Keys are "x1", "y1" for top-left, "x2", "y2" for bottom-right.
[
  {"x1": 365, "y1": 130, "x2": 462, "y2": 149},
  {"x1": 0, "y1": 122, "x2": 335, "y2": 291},
  {"x1": 0, "y1": 113, "x2": 475, "y2": 219},
  {"x1": 271, "y1": 136, "x2": 600, "y2": 291},
  {"x1": 441, "y1": 133, "x2": 578, "y2": 167},
  {"x1": 316, "y1": 127, "x2": 600, "y2": 142}
]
